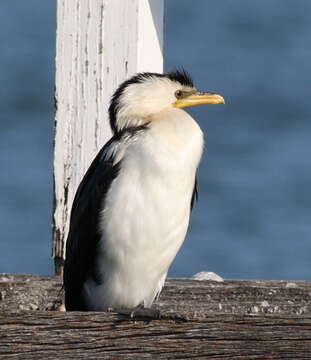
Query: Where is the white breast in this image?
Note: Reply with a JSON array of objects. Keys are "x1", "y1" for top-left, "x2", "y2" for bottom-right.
[{"x1": 84, "y1": 109, "x2": 203, "y2": 310}]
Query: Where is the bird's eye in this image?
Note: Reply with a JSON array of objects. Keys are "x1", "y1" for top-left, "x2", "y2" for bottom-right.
[{"x1": 175, "y1": 90, "x2": 183, "y2": 99}]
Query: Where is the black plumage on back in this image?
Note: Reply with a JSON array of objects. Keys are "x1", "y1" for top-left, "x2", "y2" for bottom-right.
[
  {"x1": 64, "y1": 138, "x2": 120, "y2": 310},
  {"x1": 64, "y1": 126, "x2": 150, "y2": 310}
]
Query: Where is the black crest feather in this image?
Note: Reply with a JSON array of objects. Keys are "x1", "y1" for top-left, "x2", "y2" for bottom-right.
[
  {"x1": 108, "y1": 69, "x2": 194, "y2": 134},
  {"x1": 166, "y1": 68, "x2": 194, "y2": 88}
]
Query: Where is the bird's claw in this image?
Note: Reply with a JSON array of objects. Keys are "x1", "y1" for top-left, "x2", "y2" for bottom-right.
[{"x1": 115, "y1": 306, "x2": 161, "y2": 320}]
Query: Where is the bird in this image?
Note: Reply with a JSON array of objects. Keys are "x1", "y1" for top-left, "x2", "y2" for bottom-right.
[{"x1": 63, "y1": 69, "x2": 224, "y2": 311}]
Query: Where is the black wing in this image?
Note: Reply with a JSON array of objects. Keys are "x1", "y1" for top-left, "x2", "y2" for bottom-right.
[{"x1": 64, "y1": 137, "x2": 120, "y2": 310}]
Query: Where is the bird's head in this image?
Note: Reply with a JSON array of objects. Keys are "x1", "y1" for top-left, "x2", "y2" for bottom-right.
[{"x1": 109, "y1": 69, "x2": 224, "y2": 133}]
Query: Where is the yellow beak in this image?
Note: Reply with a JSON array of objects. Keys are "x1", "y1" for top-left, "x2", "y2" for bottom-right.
[{"x1": 173, "y1": 93, "x2": 225, "y2": 108}]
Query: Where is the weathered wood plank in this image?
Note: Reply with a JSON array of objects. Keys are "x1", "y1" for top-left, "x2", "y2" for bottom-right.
[
  {"x1": 1, "y1": 275, "x2": 311, "y2": 358},
  {"x1": 1, "y1": 274, "x2": 311, "y2": 316},
  {"x1": 1, "y1": 312, "x2": 311, "y2": 359}
]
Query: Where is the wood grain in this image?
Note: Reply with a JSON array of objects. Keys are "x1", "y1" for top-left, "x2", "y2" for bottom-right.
[
  {"x1": 1, "y1": 275, "x2": 311, "y2": 358},
  {"x1": 1, "y1": 274, "x2": 311, "y2": 316},
  {"x1": 1, "y1": 311, "x2": 311, "y2": 359}
]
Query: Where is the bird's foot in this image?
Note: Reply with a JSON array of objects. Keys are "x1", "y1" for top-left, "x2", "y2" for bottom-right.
[
  {"x1": 111, "y1": 305, "x2": 187, "y2": 322},
  {"x1": 113, "y1": 305, "x2": 161, "y2": 320}
]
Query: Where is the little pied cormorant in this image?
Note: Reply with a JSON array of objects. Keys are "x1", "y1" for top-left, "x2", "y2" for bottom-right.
[{"x1": 64, "y1": 70, "x2": 224, "y2": 311}]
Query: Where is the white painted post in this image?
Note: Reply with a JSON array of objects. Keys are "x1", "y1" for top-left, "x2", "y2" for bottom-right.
[{"x1": 53, "y1": 0, "x2": 164, "y2": 275}]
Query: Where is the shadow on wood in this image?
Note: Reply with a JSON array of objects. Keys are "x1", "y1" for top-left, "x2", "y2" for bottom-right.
[{"x1": 1, "y1": 274, "x2": 311, "y2": 359}]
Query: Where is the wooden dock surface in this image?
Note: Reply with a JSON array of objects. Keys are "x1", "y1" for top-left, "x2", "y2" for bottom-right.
[{"x1": 1, "y1": 274, "x2": 311, "y2": 359}]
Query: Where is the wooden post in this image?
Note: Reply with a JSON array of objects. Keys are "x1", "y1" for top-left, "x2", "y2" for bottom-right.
[{"x1": 53, "y1": 0, "x2": 164, "y2": 275}]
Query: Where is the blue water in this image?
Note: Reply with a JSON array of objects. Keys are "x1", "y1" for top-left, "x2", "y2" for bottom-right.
[{"x1": 0, "y1": 1, "x2": 310, "y2": 280}]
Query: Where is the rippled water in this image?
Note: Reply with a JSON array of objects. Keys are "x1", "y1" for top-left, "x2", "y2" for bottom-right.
[{"x1": 0, "y1": 1, "x2": 310, "y2": 280}]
